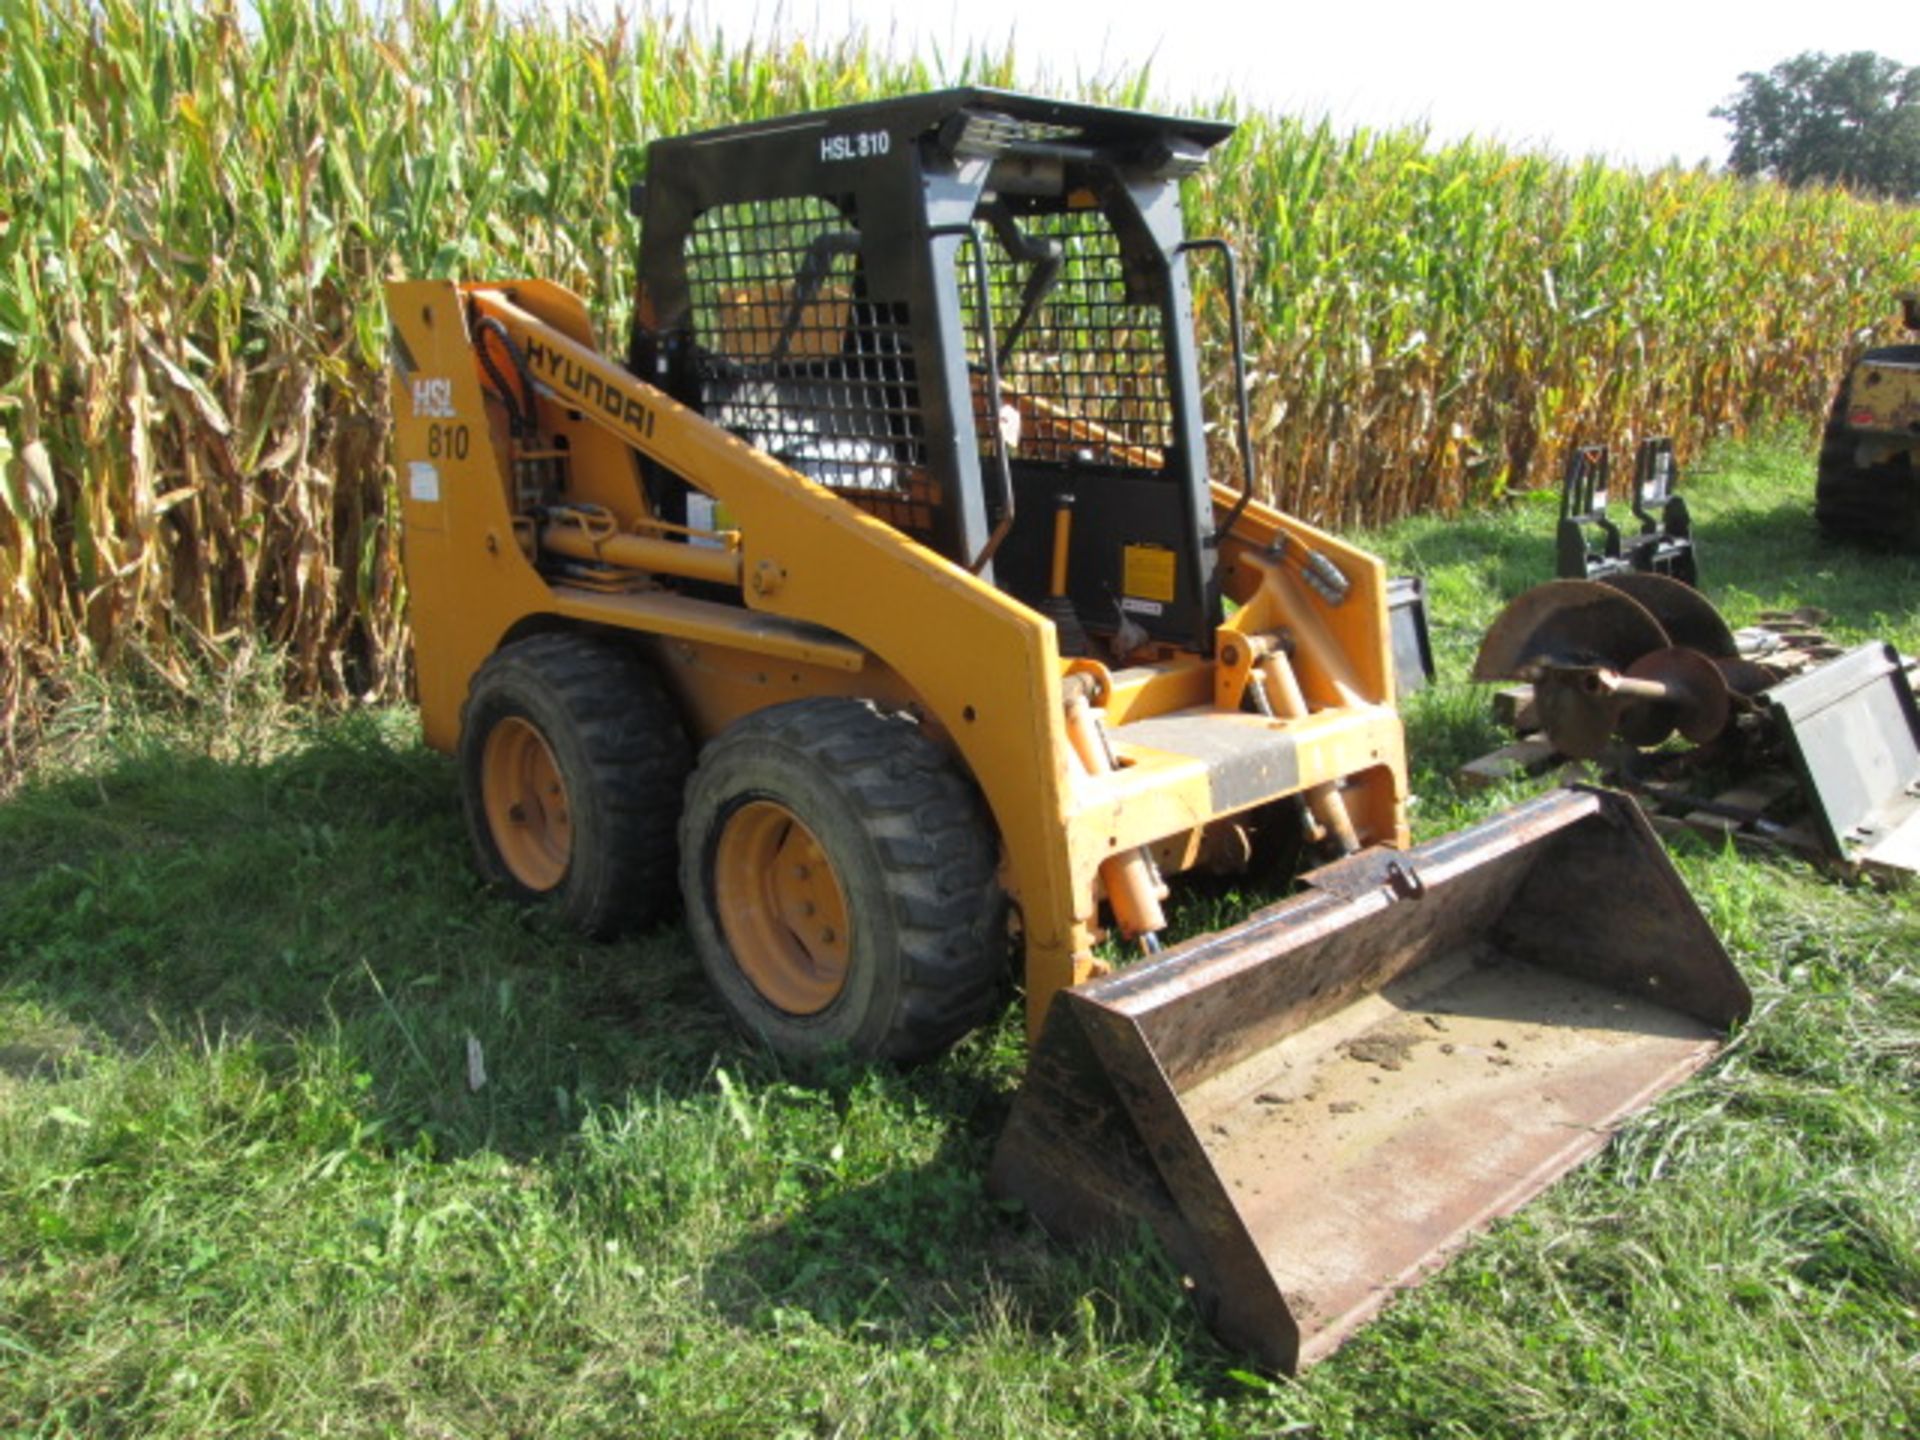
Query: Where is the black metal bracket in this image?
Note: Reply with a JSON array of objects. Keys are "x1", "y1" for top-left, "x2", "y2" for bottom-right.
[{"x1": 1556, "y1": 438, "x2": 1697, "y2": 587}]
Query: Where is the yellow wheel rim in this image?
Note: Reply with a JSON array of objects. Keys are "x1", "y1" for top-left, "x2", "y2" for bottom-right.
[
  {"x1": 481, "y1": 715, "x2": 572, "y2": 892},
  {"x1": 714, "y1": 800, "x2": 851, "y2": 1015}
]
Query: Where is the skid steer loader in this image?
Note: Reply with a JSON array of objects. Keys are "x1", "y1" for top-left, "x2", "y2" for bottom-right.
[
  {"x1": 387, "y1": 89, "x2": 1749, "y2": 1371},
  {"x1": 1816, "y1": 290, "x2": 1920, "y2": 547}
]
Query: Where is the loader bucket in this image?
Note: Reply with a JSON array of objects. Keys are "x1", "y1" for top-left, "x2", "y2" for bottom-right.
[{"x1": 991, "y1": 787, "x2": 1749, "y2": 1372}]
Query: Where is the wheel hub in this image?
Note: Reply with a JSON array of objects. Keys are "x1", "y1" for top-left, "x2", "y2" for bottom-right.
[
  {"x1": 481, "y1": 715, "x2": 572, "y2": 891},
  {"x1": 714, "y1": 800, "x2": 851, "y2": 1015}
]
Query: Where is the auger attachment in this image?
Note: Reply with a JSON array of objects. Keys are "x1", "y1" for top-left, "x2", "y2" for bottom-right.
[
  {"x1": 1472, "y1": 576, "x2": 1739, "y2": 759},
  {"x1": 1475, "y1": 576, "x2": 1920, "y2": 876}
]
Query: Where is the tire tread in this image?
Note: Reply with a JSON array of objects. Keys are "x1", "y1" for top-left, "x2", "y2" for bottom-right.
[
  {"x1": 461, "y1": 632, "x2": 691, "y2": 936},
  {"x1": 681, "y1": 697, "x2": 1007, "y2": 1061},
  {"x1": 1815, "y1": 380, "x2": 1920, "y2": 549}
]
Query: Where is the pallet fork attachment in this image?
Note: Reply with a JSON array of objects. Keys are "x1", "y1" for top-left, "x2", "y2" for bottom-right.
[
  {"x1": 991, "y1": 786, "x2": 1749, "y2": 1371},
  {"x1": 1556, "y1": 439, "x2": 1697, "y2": 586}
]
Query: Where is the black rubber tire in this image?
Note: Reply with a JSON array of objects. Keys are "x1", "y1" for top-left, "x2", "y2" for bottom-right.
[
  {"x1": 1242, "y1": 794, "x2": 1314, "y2": 890},
  {"x1": 679, "y1": 697, "x2": 1009, "y2": 1062},
  {"x1": 459, "y1": 632, "x2": 692, "y2": 937},
  {"x1": 1814, "y1": 357, "x2": 1920, "y2": 549}
]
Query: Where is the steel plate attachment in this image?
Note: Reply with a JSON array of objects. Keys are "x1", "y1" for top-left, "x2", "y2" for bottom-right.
[
  {"x1": 1760, "y1": 642, "x2": 1920, "y2": 878},
  {"x1": 990, "y1": 787, "x2": 1749, "y2": 1372},
  {"x1": 1388, "y1": 574, "x2": 1436, "y2": 697}
]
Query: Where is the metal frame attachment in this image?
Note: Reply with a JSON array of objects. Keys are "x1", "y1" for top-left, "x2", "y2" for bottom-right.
[{"x1": 1556, "y1": 438, "x2": 1697, "y2": 586}]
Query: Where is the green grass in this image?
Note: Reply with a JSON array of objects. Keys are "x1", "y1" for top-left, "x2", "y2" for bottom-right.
[{"x1": 3, "y1": 432, "x2": 1918, "y2": 1437}]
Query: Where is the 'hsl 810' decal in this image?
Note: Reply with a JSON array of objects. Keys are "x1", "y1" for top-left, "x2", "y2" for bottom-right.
[
  {"x1": 821, "y1": 130, "x2": 890, "y2": 162},
  {"x1": 521, "y1": 335, "x2": 658, "y2": 441},
  {"x1": 410, "y1": 377, "x2": 456, "y2": 419}
]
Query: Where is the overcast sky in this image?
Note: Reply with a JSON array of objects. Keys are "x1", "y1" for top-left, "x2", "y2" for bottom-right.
[{"x1": 657, "y1": 0, "x2": 1915, "y2": 169}]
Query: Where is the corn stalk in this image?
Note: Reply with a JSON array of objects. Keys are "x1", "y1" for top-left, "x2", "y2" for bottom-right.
[{"x1": 0, "y1": 0, "x2": 1914, "y2": 756}]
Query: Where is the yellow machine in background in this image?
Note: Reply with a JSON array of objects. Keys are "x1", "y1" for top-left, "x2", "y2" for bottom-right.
[
  {"x1": 389, "y1": 90, "x2": 1748, "y2": 1371},
  {"x1": 1817, "y1": 290, "x2": 1920, "y2": 546}
]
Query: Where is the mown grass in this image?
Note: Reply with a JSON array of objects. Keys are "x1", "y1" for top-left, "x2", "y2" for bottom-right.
[{"x1": 2, "y1": 432, "x2": 1917, "y2": 1437}]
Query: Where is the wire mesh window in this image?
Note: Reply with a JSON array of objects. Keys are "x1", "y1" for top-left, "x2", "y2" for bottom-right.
[
  {"x1": 959, "y1": 209, "x2": 1173, "y2": 471},
  {"x1": 685, "y1": 196, "x2": 925, "y2": 494}
]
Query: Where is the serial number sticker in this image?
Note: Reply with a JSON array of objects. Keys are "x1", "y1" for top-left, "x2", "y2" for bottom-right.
[
  {"x1": 1119, "y1": 597, "x2": 1164, "y2": 617},
  {"x1": 1122, "y1": 544, "x2": 1177, "y2": 604},
  {"x1": 408, "y1": 462, "x2": 441, "y2": 503},
  {"x1": 410, "y1": 377, "x2": 456, "y2": 419},
  {"x1": 820, "y1": 129, "x2": 891, "y2": 162}
]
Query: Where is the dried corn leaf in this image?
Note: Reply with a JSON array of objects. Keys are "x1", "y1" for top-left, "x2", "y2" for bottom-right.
[{"x1": 140, "y1": 340, "x2": 233, "y2": 438}]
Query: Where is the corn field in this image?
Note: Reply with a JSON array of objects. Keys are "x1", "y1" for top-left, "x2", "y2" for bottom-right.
[{"x1": 2, "y1": 0, "x2": 1916, "y2": 748}]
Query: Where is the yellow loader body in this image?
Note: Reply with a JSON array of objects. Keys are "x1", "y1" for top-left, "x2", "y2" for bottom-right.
[{"x1": 392, "y1": 277, "x2": 1407, "y2": 1030}]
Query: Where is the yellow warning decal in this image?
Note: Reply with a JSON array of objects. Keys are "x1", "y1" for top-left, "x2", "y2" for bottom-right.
[{"x1": 1122, "y1": 544, "x2": 1177, "y2": 604}]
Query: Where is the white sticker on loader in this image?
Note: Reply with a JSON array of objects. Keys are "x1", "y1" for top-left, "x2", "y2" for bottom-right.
[
  {"x1": 410, "y1": 377, "x2": 456, "y2": 418},
  {"x1": 1119, "y1": 597, "x2": 1164, "y2": 617},
  {"x1": 821, "y1": 130, "x2": 891, "y2": 162},
  {"x1": 408, "y1": 462, "x2": 441, "y2": 503}
]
